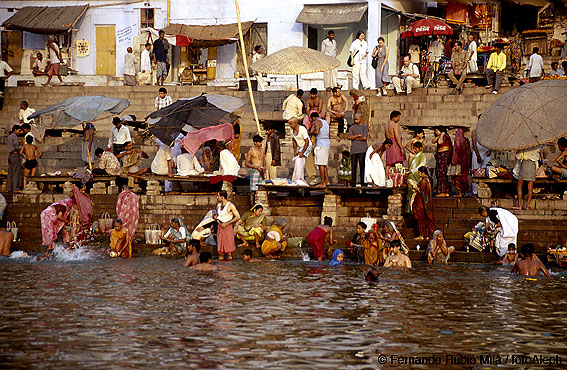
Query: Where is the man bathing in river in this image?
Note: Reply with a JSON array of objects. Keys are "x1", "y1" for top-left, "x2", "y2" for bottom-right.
[
  {"x1": 183, "y1": 239, "x2": 200, "y2": 267},
  {"x1": 512, "y1": 243, "x2": 550, "y2": 277},
  {"x1": 384, "y1": 240, "x2": 412, "y2": 268},
  {"x1": 191, "y1": 252, "x2": 217, "y2": 271},
  {"x1": 245, "y1": 135, "x2": 265, "y2": 205}
]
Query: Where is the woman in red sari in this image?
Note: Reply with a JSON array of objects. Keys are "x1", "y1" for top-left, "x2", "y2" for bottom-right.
[
  {"x1": 307, "y1": 216, "x2": 335, "y2": 261},
  {"x1": 433, "y1": 127, "x2": 452, "y2": 197},
  {"x1": 451, "y1": 128, "x2": 472, "y2": 197},
  {"x1": 412, "y1": 166, "x2": 435, "y2": 240}
]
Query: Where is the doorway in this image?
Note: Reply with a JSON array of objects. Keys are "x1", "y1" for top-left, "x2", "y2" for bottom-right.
[{"x1": 96, "y1": 25, "x2": 116, "y2": 76}]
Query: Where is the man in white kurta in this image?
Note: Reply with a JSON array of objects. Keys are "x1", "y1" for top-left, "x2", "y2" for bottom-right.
[{"x1": 321, "y1": 31, "x2": 338, "y2": 89}]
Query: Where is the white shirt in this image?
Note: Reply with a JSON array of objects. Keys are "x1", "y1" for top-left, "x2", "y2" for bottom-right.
[
  {"x1": 141, "y1": 49, "x2": 151, "y2": 72},
  {"x1": 33, "y1": 58, "x2": 49, "y2": 71},
  {"x1": 321, "y1": 38, "x2": 337, "y2": 57},
  {"x1": 400, "y1": 63, "x2": 420, "y2": 77},
  {"x1": 468, "y1": 40, "x2": 477, "y2": 61},
  {"x1": 550, "y1": 68, "x2": 565, "y2": 77},
  {"x1": 219, "y1": 149, "x2": 240, "y2": 176},
  {"x1": 292, "y1": 125, "x2": 309, "y2": 149},
  {"x1": 49, "y1": 43, "x2": 61, "y2": 64},
  {"x1": 515, "y1": 146, "x2": 541, "y2": 162},
  {"x1": 19, "y1": 107, "x2": 36, "y2": 123},
  {"x1": 282, "y1": 94, "x2": 303, "y2": 120},
  {"x1": 0, "y1": 61, "x2": 13, "y2": 77},
  {"x1": 252, "y1": 52, "x2": 263, "y2": 63},
  {"x1": 176, "y1": 153, "x2": 204, "y2": 176},
  {"x1": 528, "y1": 53, "x2": 544, "y2": 78},
  {"x1": 124, "y1": 52, "x2": 137, "y2": 76},
  {"x1": 107, "y1": 125, "x2": 132, "y2": 148},
  {"x1": 349, "y1": 39, "x2": 368, "y2": 64},
  {"x1": 151, "y1": 145, "x2": 173, "y2": 175}
]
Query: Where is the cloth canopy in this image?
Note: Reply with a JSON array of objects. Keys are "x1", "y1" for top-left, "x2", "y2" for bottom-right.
[
  {"x1": 162, "y1": 22, "x2": 254, "y2": 48},
  {"x1": 250, "y1": 46, "x2": 341, "y2": 75},
  {"x1": 147, "y1": 95, "x2": 239, "y2": 146},
  {"x1": 2, "y1": 5, "x2": 88, "y2": 34},
  {"x1": 401, "y1": 18, "x2": 453, "y2": 38},
  {"x1": 477, "y1": 80, "x2": 567, "y2": 151},
  {"x1": 296, "y1": 3, "x2": 368, "y2": 25},
  {"x1": 28, "y1": 95, "x2": 130, "y2": 127},
  {"x1": 181, "y1": 123, "x2": 235, "y2": 155}
]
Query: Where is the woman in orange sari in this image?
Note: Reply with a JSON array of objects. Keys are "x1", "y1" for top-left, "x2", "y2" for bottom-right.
[
  {"x1": 363, "y1": 230, "x2": 383, "y2": 265},
  {"x1": 110, "y1": 219, "x2": 132, "y2": 258},
  {"x1": 412, "y1": 166, "x2": 435, "y2": 240}
]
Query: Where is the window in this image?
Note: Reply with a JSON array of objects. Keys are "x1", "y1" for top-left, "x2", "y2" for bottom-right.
[
  {"x1": 307, "y1": 26, "x2": 318, "y2": 50},
  {"x1": 236, "y1": 23, "x2": 267, "y2": 75},
  {"x1": 140, "y1": 8, "x2": 154, "y2": 29}
]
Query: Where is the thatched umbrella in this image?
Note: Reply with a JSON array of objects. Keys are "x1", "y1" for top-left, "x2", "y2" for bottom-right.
[
  {"x1": 250, "y1": 46, "x2": 341, "y2": 88},
  {"x1": 477, "y1": 79, "x2": 567, "y2": 151}
]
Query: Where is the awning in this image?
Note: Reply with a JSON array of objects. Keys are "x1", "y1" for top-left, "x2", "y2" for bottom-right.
[
  {"x1": 295, "y1": 3, "x2": 368, "y2": 25},
  {"x1": 163, "y1": 22, "x2": 254, "y2": 48},
  {"x1": 2, "y1": 5, "x2": 88, "y2": 34}
]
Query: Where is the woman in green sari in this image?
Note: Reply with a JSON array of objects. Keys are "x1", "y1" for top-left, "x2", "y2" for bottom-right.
[
  {"x1": 406, "y1": 141, "x2": 426, "y2": 213},
  {"x1": 235, "y1": 204, "x2": 267, "y2": 248}
]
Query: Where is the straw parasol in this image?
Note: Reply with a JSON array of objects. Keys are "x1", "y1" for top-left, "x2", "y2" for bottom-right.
[
  {"x1": 476, "y1": 79, "x2": 567, "y2": 151},
  {"x1": 251, "y1": 46, "x2": 340, "y2": 87}
]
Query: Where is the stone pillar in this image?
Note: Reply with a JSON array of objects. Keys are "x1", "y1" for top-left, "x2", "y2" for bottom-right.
[
  {"x1": 256, "y1": 189, "x2": 270, "y2": 216},
  {"x1": 383, "y1": 193, "x2": 404, "y2": 226},
  {"x1": 321, "y1": 193, "x2": 339, "y2": 224},
  {"x1": 146, "y1": 180, "x2": 161, "y2": 195}
]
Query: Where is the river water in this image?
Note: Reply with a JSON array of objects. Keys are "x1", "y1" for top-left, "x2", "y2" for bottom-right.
[{"x1": 1, "y1": 251, "x2": 566, "y2": 369}]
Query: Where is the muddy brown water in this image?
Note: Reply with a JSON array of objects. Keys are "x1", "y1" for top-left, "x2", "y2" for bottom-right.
[{"x1": 1, "y1": 253, "x2": 566, "y2": 369}]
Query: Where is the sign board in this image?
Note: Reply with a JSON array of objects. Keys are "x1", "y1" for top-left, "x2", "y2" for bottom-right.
[
  {"x1": 77, "y1": 40, "x2": 89, "y2": 57},
  {"x1": 207, "y1": 59, "x2": 217, "y2": 68}
]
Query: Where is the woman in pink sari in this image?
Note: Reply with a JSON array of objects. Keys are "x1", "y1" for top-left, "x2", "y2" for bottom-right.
[
  {"x1": 116, "y1": 186, "x2": 139, "y2": 240},
  {"x1": 40, "y1": 197, "x2": 75, "y2": 248}
]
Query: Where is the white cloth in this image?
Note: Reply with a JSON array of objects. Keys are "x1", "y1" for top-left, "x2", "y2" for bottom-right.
[
  {"x1": 0, "y1": 61, "x2": 13, "y2": 77},
  {"x1": 292, "y1": 156, "x2": 306, "y2": 182},
  {"x1": 0, "y1": 193, "x2": 6, "y2": 218},
  {"x1": 364, "y1": 146, "x2": 386, "y2": 186},
  {"x1": 528, "y1": 53, "x2": 544, "y2": 78},
  {"x1": 141, "y1": 49, "x2": 152, "y2": 72},
  {"x1": 323, "y1": 68, "x2": 338, "y2": 89},
  {"x1": 124, "y1": 52, "x2": 138, "y2": 76},
  {"x1": 429, "y1": 40, "x2": 443, "y2": 61},
  {"x1": 488, "y1": 207, "x2": 518, "y2": 257},
  {"x1": 107, "y1": 125, "x2": 131, "y2": 148},
  {"x1": 219, "y1": 149, "x2": 240, "y2": 176},
  {"x1": 349, "y1": 39, "x2": 368, "y2": 63},
  {"x1": 392, "y1": 75, "x2": 420, "y2": 94},
  {"x1": 151, "y1": 145, "x2": 173, "y2": 175},
  {"x1": 282, "y1": 94, "x2": 303, "y2": 120},
  {"x1": 352, "y1": 61, "x2": 368, "y2": 90},
  {"x1": 550, "y1": 68, "x2": 565, "y2": 77},
  {"x1": 252, "y1": 52, "x2": 266, "y2": 91},
  {"x1": 49, "y1": 43, "x2": 61, "y2": 64},
  {"x1": 217, "y1": 201, "x2": 234, "y2": 223},
  {"x1": 314, "y1": 146, "x2": 329, "y2": 166},
  {"x1": 291, "y1": 125, "x2": 309, "y2": 149},
  {"x1": 515, "y1": 146, "x2": 540, "y2": 162},
  {"x1": 19, "y1": 107, "x2": 36, "y2": 124},
  {"x1": 164, "y1": 226, "x2": 186, "y2": 242},
  {"x1": 321, "y1": 38, "x2": 337, "y2": 57},
  {"x1": 466, "y1": 40, "x2": 478, "y2": 73},
  {"x1": 177, "y1": 153, "x2": 204, "y2": 176}
]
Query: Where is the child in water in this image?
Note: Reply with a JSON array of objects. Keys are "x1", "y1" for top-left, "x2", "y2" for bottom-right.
[
  {"x1": 502, "y1": 243, "x2": 518, "y2": 265},
  {"x1": 110, "y1": 219, "x2": 132, "y2": 258},
  {"x1": 328, "y1": 249, "x2": 344, "y2": 266}
]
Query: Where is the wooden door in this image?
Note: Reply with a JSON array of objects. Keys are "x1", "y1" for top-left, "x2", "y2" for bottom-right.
[
  {"x1": 96, "y1": 25, "x2": 116, "y2": 76},
  {"x1": 207, "y1": 47, "x2": 217, "y2": 80}
]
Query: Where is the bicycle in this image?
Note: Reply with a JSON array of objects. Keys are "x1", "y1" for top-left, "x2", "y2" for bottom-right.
[{"x1": 422, "y1": 52, "x2": 450, "y2": 88}]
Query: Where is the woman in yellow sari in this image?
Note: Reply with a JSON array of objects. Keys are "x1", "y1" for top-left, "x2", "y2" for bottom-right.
[
  {"x1": 363, "y1": 230, "x2": 383, "y2": 265},
  {"x1": 235, "y1": 204, "x2": 267, "y2": 248},
  {"x1": 110, "y1": 219, "x2": 132, "y2": 258},
  {"x1": 260, "y1": 218, "x2": 288, "y2": 258}
]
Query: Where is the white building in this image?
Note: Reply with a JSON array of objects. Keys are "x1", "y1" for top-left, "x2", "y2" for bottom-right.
[{"x1": 1, "y1": 0, "x2": 423, "y2": 88}]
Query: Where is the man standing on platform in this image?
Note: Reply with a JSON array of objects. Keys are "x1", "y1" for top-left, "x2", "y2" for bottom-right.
[
  {"x1": 42, "y1": 36, "x2": 63, "y2": 87},
  {"x1": 384, "y1": 110, "x2": 404, "y2": 178},
  {"x1": 0, "y1": 56, "x2": 13, "y2": 110},
  {"x1": 528, "y1": 47, "x2": 544, "y2": 83},
  {"x1": 289, "y1": 117, "x2": 311, "y2": 184},
  {"x1": 321, "y1": 30, "x2": 338, "y2": 90},
  {"x1": 7, "y1": 125, "x2": 23, "y2": 192},
  {"x1": 347, "y1": 113, "x2": 368, "y2": 187},
  {"x1": 140, "y1": 43, "x2": 152, "y2": 85},
  {"x1": 123, "y1": 47, "x2": 138, "y2": 86},
  {"x1": 282, "y1": 89, "x2": 304, "y2": 121},
  {"x1": 448, "y1": 41, "x2": 467, "y2": 95},
  {"x1": 311, "y1": 112, "x2": 330, "y2": 187},
  {"x1": 153, "y1": 30, "x2": 169, "y2": 86},
  {"x1": 264, "y1": 122, "x2": 281, "y2": 181},
  {"x1": 108, "y1": 117, "x2": 132, "y2": 156}
]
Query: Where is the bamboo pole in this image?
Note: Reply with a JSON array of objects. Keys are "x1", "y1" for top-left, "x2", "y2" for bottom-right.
[{"x1": 234, "y1": 0, "x2": 262, "y2": 134}]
